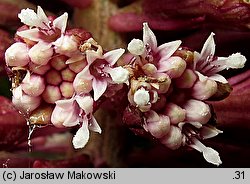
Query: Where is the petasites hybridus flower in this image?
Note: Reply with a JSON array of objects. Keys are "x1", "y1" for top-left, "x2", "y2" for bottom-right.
[{"x1": 122, "y1": 22, "x2": 247, "y2": 166}]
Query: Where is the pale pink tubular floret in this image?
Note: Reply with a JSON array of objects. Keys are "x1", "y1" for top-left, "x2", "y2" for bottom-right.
[
  {"x1": 158, "y1": 56, "x2": 186, "y2": 78},
  {"x1": 21, "y1": 71, "x2": 45, "y2": 97},
  {"x1": 5, "y1": 42, "x2": 30, "y2": 67},
  {"x1": 160, "y1": 125, "x2": 183, "y2": 150},
  {"x1": 28, "y1": 41, "x2": 53, "y2": 65},
  {"x1": 75, "y1": 48, "x2": 125, "y2": 101},
  {"x1": 191, "y1": 72, "x2": 217, "y2": 100},
  {"x1": 144, "y1": 110, "x2": 170, "y2": 138},
  {"x1": 52, "y1": 95, "x2": 101, "y2": 149},
  {"x1": 51, "y1": 97, "x2": 80, "y2": 128},
  {"x1": 174, "y1": 69, "x2": 197, "y2": 88},
  {"x1": 163, "y1": 103, "x2": 186, "y2": 125},
  {"x1": 53, "y1": 35, "x2": 79, "y2": 56},
  {"x1": 183, "y1": 99, "x2": 211, "y2": 125},
  {"x1": 12, "y1": 86, "x2": 41, "y2": 113},
  {"x1": 194, "y1": 32, "x2": 246, "y2": 83}
]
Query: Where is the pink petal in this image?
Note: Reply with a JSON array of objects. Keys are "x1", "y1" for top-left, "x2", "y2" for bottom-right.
[
  {"x1": 62, "y1": 110, "x2": 79, "y2": 127},
  {"x1": 37, "y1": 6, "x2": 49, "y2": 24},
  {"x1": 143, "y1": 22, "x2": 157, "y2": 52},
  {"x1": 92, "y1": 78, "x2": 108, "y2": 101},
  {"x1": 53, "y1": 12, "x2": 68, "y2": 33},
  {"x1": 75, "y1": 95, "x2": 93, "y2": 115},
  {"x1": 86, "y1": 50, "x2": 101, "y2": 64},
  {"x1": 16, "y1": 28, "x2": 41, "y2": 42},
  {"x1": 55, "y1": 98, "x2": 75, "y2": 109},
  {"x1": 88, "y1": 116, "x2": 102, "y2": 133},
  {"x1": 200, "y1": 32, "x2": 216, "y2": 61},
  {"x1": 72, "y1": 121, "x2": 90, "y2": 149},
  {"x1": 103, "y1": 48, "x2": 125, "y2": 66},
  {"x1": 158, "y1": 40, "x2": 182, "y2": 61}
]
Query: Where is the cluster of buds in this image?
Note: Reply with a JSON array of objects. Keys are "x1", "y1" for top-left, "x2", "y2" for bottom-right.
[
  {"x1": 4, "y1": 6, "x2": 128, "y2": 149},
  {"x1": 4, "y1": 6, "x2": 246, "y2": 166},
  {"x1": 122, "y1": 23, "x2": 246, "y2": 166}
]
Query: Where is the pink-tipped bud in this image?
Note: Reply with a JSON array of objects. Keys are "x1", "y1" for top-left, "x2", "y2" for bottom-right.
[
  {"x1": 21, "y1": 74, "x2": 45, "y2": 97},
  {"x1": 60, "y1": 82, "x2": 74, "y2": 98},
  {"x1": 5, "y1": 42, "x2": 30, "y2": 67},
  {"x1": 192, "y1": 72, "x2": 217, "y2": 100},
  {"x1": 46, "y1": 69, "x2": 62, "y2": 85},
  {"x1": 61, "y1": 68, "x2": 76, "y2": 82},
  {"x1": 163, "y1": 103, "x2": 186, "y2": 125},
  {"x1": 183, "y1": 99, "x2": 211, "y2": 124},
  {"x1": 73, "y1": 78, "x2": 93, "y2": 94},
  {"x1": 42, "y1": 85, "x2": 62, "y2": 104},
  {"x1": 29, "y1": 62, "x2": 50, "y2": 75},
  {"x1": 175, "y1": 69, "x2": 197, "y2": 88},
  {"x1": 12, "y1": 87, "x2": 41, "y2": 113},
  {"x1": 145, "y1": 111, "x2": 170, "y2": 138},
  {"x1": 162, "y1": 56, "x2": 186, "y2": 78},
  {"x1": 68, "y1": 60, "x2": 87, "y2": 73},
  {"x1": 160, "y1": 125, "x2": 183, "y2": 150},
  {"x1": 28, "y1": 42, "x2": 53, "y2": 65},
  {"x1": 142, "y1": 63, "x2": 157, "y2": 76},
  {"x1": 50, "y1": 55, "x2": 68, "y2": 71},
  {"x1": 54, "y1": 35, "x2": 78, "y2": 56}
]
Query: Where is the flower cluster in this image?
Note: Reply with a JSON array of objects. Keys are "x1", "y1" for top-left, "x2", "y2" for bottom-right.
[
  {"x1": 122, "y1": 23, "x2": 246, "y2": 166},
  {"x1": 5, "y1": 6, "x2": 127, "y2": 149},
  {"x1": 5, "y1": 6, "x2": 246, "y2": 165}
]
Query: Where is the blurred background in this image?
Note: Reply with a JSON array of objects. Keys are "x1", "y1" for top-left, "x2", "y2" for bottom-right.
[{"x1": 0, "y1": 0, "x2": 250, "y2": 168}]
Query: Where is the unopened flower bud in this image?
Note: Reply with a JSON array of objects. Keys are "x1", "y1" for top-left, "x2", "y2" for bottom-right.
[
  {"x1": 61, "y1": 68, "x2": 76, "y2": 82},
  {"x1": 46, "y1": 70, "x2": 62, "y2": 85},
  {"x1": 12, "y1": 87, "x2": 41, "y2": 113},
  {"x1": 5, "y1": 42, "x2": 30, "y2": 67},
  {"x1": 161, "y1": 56, "x2": 186, "y2": 78},
  {"x1": 183, "y1": 99, "x2": 211, "y2": 124},
  {"x1": 142, "y1": 63, "x2": 157, "y2": 76},
  {"x1": 28, "y1": 41, "x2": 53, "y2": 65},
  {"x1": 21, "y1": 74, "x2": 45, "y2": 97},
  {"x1": 164, "y1": 103, "x2": 186, "y2": 125},
  {"x1": 128, "y1": 39, "x2": 145, "y2": 55},
  {"x1": 73, "y1": 77, "x2": 93, "y2": 94},
  {"x1": 68, "y1": 60, "x2": 87, "y2": 73},
  {"x1": 192, "y1": 72, "x2": 217, "y2": 100},
  {"x1": 54, "y1": 35, "x2": 78, "y2": 56},
  {"x1": 145, "y1": 111, "x2": 170, "y2": 138},
  {"x1": 134, "y1": 87, "x2": 150, "y2": 106},
  {"x1": 50, "y1": 55, "x2": 68, "y2": 71},
  {"x1": 175, "y1": 69, "x2": 197, "y2": 88},
  {"x1": 160, "y1": 125, "x2": 183, "y2": 150},
  {"x1": 60, "y1": 82, "x2": 74, "y2": 98},
  {"x1": 42, "y1": 85, "x2": 62, "y2": 104}
]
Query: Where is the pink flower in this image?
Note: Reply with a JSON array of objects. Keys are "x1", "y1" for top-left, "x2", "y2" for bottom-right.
[
  {"x1": 127, "y1": 22, "x2": 183, "y2": 77},
  {"x1": 73, "y1": 48, "x2": 126, "y2": 101},
  {"x1": 51, "y1": 94, "x2": 101, "y2": 149},
  {"x1": 194, "y1": 32, "x2": 246, "y2": 83}
]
